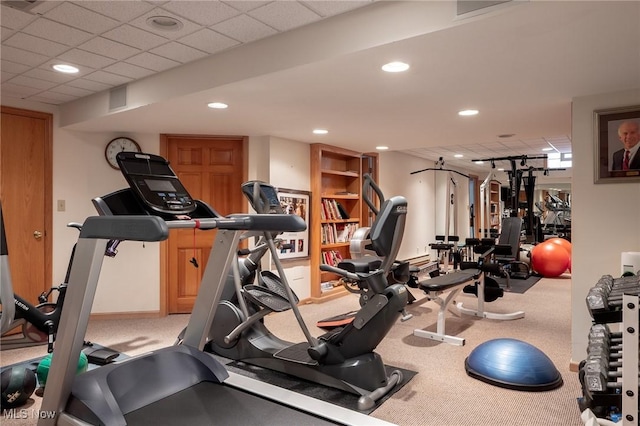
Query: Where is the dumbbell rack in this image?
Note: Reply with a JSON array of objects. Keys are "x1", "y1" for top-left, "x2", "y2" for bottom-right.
[{"x1": 579, "y1": 284, "x2": 639, "y2": 425}]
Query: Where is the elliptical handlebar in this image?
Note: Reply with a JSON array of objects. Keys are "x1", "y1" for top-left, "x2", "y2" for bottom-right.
[{"x1": 362, "y1": 173, "x2": 383, "y2": 216}]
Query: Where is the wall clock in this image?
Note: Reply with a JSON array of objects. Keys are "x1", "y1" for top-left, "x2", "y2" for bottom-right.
[{"x1": 105, "y1": 137, "x2": 141, "y2": 170}]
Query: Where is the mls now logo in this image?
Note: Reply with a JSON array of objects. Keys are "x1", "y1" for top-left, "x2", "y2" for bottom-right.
[{"x1": 3, "y1": 409, "x2": 56, "y2": 419}]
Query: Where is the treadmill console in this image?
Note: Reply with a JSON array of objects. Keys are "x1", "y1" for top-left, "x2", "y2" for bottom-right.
[
  {"x1": 116, "y1": 152, "x2": 196, "y2": 215},
  {"x1": 241, "y1": 181, "x2": 283, "y2": 214}
]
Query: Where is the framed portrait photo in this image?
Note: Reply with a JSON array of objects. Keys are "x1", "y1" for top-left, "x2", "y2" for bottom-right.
[
  {"x1": 276, "y1": 188, "x2": 310, "y2": 260},
  {"x1": 594, "y1": 105, "x2": 640, "y2": 183}
]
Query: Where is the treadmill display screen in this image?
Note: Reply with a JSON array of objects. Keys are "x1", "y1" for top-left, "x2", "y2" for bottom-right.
[{"x1": 145, "y1": 179, "x2": 177, "y2": 192}]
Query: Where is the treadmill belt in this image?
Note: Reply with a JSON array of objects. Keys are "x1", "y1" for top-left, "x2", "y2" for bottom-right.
[{"x1": 125, "y1": 381, "x2": 340, "y2": 425}]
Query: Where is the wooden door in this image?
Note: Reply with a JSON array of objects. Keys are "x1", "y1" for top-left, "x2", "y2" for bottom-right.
[
  {"x1": 0, "y1": 106, "x2": 52, "y2": 306},
  {"x1": 161, "y1": 135, "x2": 246, "y2": 314}
]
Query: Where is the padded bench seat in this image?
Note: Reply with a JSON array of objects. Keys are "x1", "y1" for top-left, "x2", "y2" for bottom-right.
[
  {"x1": 413, "y1": 269, "x2": 524, "y2": 346},
  {"x1": 418, "y1": 270, "x2": 478, "y2": 292}
]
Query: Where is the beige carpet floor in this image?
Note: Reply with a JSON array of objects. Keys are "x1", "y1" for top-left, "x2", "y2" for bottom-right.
[{"x1": 1, "y1": 274, "x2": 583, "y2": 426}]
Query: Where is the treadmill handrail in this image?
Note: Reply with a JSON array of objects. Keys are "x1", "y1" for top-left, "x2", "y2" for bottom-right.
[{"x1": 79, "y1": 214, "x2": 306, "y2": 241}]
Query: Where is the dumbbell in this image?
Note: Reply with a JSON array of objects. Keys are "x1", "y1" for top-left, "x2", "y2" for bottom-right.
[
  {"x1": 581, "y1": 358, "x2": 639, "y2": 392},
  {"x1": 588, "y1": 324, "x2": 623, "y2": 339}
]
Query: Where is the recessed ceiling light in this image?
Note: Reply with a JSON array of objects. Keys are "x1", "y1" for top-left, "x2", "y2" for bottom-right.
[
  {"x1": 52, "y1": 64, "x2": 79, "y2": 74},
  {"x1": 376, "y1": 146, "x2": 389, "y2": 150},
  {"x1": 458, "y1": 109, "x2": 479, "y2": 116},
  {"x1": 474, "y1": 160, "x2": 484, "y2": 164},
  {"x1": 146, "y1": 16, "x2": 184, "y2": 31},
  {"x1": 497, "y1": 168, "x2": 505, "y2": 171},
  {"x1": 381, "y1": 62, "x2": 409, "y2": 73},
  {"x1": 207, "y1": 102, "x2": 228, "y2": 109},
  {"x1": 454, "y1": 154, "x2": 464, "y2": 158},
  {"x1": 313, "y1": 129, "x2": 328, "y2": 135},
  {"x1": 542, "y1": 147, "x2": 554, "y2": 151}
]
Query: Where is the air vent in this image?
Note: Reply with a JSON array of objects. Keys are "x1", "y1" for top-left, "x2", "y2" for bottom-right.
[
  {"x1": 4, "y1": 0, "x2": 41, "y2": 12},
  {"x1": 457, "y1": 1, "x2": 511, "y2": 16},
  {"x1": 109, "y1": 85, "x2": 127, "y2": 111}
]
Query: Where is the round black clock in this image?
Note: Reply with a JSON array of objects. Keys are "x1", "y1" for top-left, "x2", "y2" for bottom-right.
[{"x1": 105, "y1": 137, "x2": 141, "y2": 169}]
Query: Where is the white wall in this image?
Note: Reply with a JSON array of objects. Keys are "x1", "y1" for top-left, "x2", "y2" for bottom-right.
[
  {"x1": 571, "y1": 89, "x2": 640, "y2": 362},
  {"x1": 380, "y1": 152, "x2": 472, "y2": 261},
  {"x1": 266, "y1": 137, "x2": 312, "y2": 300}
]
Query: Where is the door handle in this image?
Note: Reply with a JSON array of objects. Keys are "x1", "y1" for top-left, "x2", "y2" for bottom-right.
[{"x1": 33, "y1": 230, "x2": 43, "y2": 240}]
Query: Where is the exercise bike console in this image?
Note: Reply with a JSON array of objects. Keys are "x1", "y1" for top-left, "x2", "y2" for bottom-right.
[{"x1": 116, "y1": 152, "x2": 196, "y2": 215}]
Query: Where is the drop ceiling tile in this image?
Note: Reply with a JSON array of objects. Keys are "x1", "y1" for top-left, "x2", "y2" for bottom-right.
[
  {"x1": 222, "y1": 1, "x2": 271, "y2": 13},
  {"x1": 83, "y1": 70, "x2": 133, "y2": 86},
  {"x1": 4, "y1": 32, "x2": 69, "y2": 57},
  {"x1": 8, "y1": 75, "x2": 57, "y2": 90},
  {"x1": 58, "y1": 49, "x2": 116, "y2": 69},
  {"x1": 178, "y1": 28, "x2": 239, "y2": 54},
  {"x1": 149, "y1": 41, "x2": 208, "y2": 63},
  {"x1": 1, "y1": 71, "x2": 16, "y2": 82},
  {"x1": 77, "y1": 1, "x2": 155, "y2": 22},
  {"x1": 21, "y1": 18, "x2": 93, "y2": 46},
  {"x1": 0, "y1": 4, "x2": 38, "y2": 30},
  {"x1": 30, "y1": 91, "x2": 77, "y2": 104},
  {"x1": 249, "y1": 1, "x2": 321, "y2": 32},
  {"x1": 44, "y1": 2, "x2": 120, "y2": 34},
  {"x1": 124, "y1": 52, "x2": 180, "y2": 72},
  {"x1": 0, "y1": 45, "x2": 49, "y2": 66},
  {"x1": 129, "y1": 8, "x2": 203, "y2": 39},
  {"x1": 1, "y1": 59, "x2": 31, "y2": 74},
  {"x1": 49, "y1": 84, "x2": 94, "y2": 97},
  {"x1": 24, "y1": 67, "x2": 78, "y2": 84},
  {"x1": 102, "y1": 24, "x2": 168, "y2": 50},
  {"x1": 161, "y1": 1, "x2": 241, "y2": 26},
  {"x1": 302, "y1": 1, "x2": 372, "y2": 18},
  {"x1": 78, "y1": 37, "x2": 141, "y2": 61},
  {"x1": 212, "y1": 14, "x2": 277, "y2": 43},
  {"x1": 67, "y1": 78, "x2": 111, "y2": 92},
  {"x1": 2, "y1": 82, "x2": 42, "y2": 97},
  {"x1": 103, "y1": 62, "x2": 155, "y2": 79},
  {"x1": 1, "y1": 27, "x2": 16, "y2": 41}
]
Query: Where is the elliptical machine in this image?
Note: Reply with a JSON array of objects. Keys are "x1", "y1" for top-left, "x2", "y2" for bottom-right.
[
  {"x1": 0, "y1": 201, "x2": 120, "y2": 353},
  {"x1": 204, "y1": 180, "x2": 409, "y2": 411}
]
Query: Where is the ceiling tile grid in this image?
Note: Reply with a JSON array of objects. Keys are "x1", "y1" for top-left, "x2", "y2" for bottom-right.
[{"x1": 0, "y1": 0, "x2": 373, "y2": 106}]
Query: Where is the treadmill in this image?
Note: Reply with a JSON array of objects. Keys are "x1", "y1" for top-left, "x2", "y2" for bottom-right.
[{"x1": 38, "y1": 152, "x2": 396, "y2": 426}]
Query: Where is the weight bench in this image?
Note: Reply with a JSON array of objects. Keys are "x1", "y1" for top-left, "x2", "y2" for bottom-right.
[{"x1": 413, "y1": 266, "x2": 525, "y2": 346}]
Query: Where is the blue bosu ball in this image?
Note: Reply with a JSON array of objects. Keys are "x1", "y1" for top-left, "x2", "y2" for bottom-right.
[{"x1": 465, "y1": 338, "x2": 563, "y2": 391}]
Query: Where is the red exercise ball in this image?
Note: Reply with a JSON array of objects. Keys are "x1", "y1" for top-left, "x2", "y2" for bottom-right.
[
  {"x1": 546, "y1": 237, "x2": 572, "y2": 257},
  {"x1": 531, "y1": 242, "x2": 570, "y2": 278}
]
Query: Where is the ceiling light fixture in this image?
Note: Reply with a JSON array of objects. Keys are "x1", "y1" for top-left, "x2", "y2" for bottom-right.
[
  {"x1": 52, "y1": 64, "x2": 79, "y2": 74},
  {"x1": 313, "y1": 129, "x2": 328, "y2": 135},
  {"x1": 207, "y1": 102, "x2": 228, "y2": 109},
  {"x1": 381, "y1": 61, "x2": 409, "y2": 73},
  {"x1": 454, "y1": 154, "x2": 464, "y2": 158},
  {"x1": 474, "y1": 160, "x2": 484, "y2": 164},
  {"x1": 542, "y1": 147, "x2": 554, "y2": 152},
  {"x1": 376, "y1": 146, "x2": 389, "y2": 150},
  {"x1": 146, "y1": 16, "x2": 184, "y2": 31},
  {"x1": 458, "y1": 109, "x2": 479, "y2": 116}
]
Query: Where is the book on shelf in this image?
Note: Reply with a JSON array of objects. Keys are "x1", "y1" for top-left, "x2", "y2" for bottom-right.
[
  {"x1": 321, "y1": 249, "x2": 344, "y2": 267},
  {"x1": 322, "y1": 199, "x2": 351, "y2": 220}
]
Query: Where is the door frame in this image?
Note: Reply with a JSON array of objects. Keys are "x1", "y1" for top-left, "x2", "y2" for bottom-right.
[
  {"x1": 0, "y1": 105, "x2": 53, "y2": 294},
  {"x1": 158, "y1": 134, "x2": 248, "y2": 316}
]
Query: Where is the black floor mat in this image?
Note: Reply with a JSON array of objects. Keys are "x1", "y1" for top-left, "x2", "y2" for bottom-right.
[
  {"x1": 217, "y1": 356, "x2": 417, "y2": 414},
  {"x1": 494, "y1": 275, "x2": 542, "y2": 294}
]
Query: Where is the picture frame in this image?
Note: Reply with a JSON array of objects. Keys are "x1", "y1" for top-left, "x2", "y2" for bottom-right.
[
  {"x1": 276, "y1": 188, "x2": 310, "y2": 260},
  {"x1": 594, "y1": 105, "x2": 640, "y2": 184}
]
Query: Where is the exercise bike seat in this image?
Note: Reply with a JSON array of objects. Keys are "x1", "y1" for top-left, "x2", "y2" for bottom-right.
[{"x1": 338, "y1": 258, "x2": 382, "y2": 273}]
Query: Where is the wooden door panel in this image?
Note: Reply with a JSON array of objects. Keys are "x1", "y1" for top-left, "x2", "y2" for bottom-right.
[
  {"x1": 164, "y1": 136, "x2": 245, "y2": 314},
  {"x1": 0, "y1": 107, "x2": 52, "y2": 306}
]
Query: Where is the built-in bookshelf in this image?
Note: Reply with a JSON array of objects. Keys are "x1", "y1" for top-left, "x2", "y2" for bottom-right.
[{"x1": 310, "y1": 144, "x2": 377, "y2": 302}]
